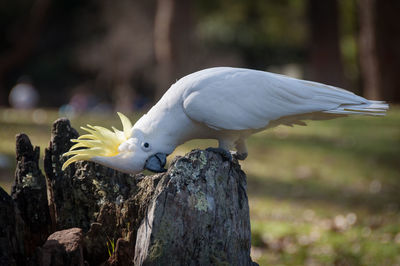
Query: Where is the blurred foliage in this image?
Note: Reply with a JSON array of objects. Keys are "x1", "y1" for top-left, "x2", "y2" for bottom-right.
[
  {"x1": 195, "y1": 0, "x2": 308, "y2": 67},
  {"x1": 1, "y1": 107, "x2": 399, "y2": 265},
  {"x1": 0, "y1": 0, "x2": 366, "y2": 107},
  {"x1": 338, "y1": 0, "x2": 359, "y2": 91},
  {"x1": 0, "y1": 0, "x2": 99, "y2": 103},
  {"x1": 1, "y1": 1, "x2": 399, "y2": 264}
]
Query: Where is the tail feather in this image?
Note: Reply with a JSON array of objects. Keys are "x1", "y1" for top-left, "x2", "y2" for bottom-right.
[{"x1": 323, "y1": 100, "x2": 389, "y2": 116}]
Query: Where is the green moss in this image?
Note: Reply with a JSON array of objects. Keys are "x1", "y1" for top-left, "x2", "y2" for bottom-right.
[
  {"x1": 148, "y1": 239, "x2": 163, "y2": 261},
  {"x1": 188, "y1": 191, "x2": 208, "y2": 212},
  {"x1": 194, "y1": 191, "x2": 208, "y2": 212},
  {"x1": 210, "y1": 252, "x2": 229, "y2": 266},
  {"x1": 22, "y1": 172, "x2": 42, "y2": 189},
  {"x1": 198, "y1": 151, "x2": 208, "y2": 166}
]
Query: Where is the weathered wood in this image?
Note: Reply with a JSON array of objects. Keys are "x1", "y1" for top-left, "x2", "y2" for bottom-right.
[
  {"x1": 11, "y1": 134, "x2": 52, "y2": 258},
  {"x1": 0, "y1": 186, "x2": 23, "y2": 266},
  {"x1": 134, "y1": 150, "x2": 253, "y2": 265},
  {"x1": 43, "y1": 118, "x2": 137, "y2": 232},
  {"x1": 40, "y1": 118, "x2": 165, "y2": 265},
  {"x1": 6, "y1": 118, "x2": 257, "y2": 265}
]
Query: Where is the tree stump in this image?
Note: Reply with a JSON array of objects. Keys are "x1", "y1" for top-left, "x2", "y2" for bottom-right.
[
  {"x1": 12, "y1": 134, "x2": 52, "y2": 262},
  {"x1": 134, "y1": 150, "x2": 252, "y2": 265},
  {"x1": 0, "y1": 187, "x2": 24, "y2": 266},
  {"x1": 2, "y1": 118, "x2": 257, "y2": 265}
]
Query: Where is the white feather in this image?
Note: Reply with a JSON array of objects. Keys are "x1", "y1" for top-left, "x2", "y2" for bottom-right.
[
  {"x1": 180, "y1": 67, "x2": 388, "y2": 130},
  {"x1": 63, "y1": 67, "x2": 389, "y2": 174}
]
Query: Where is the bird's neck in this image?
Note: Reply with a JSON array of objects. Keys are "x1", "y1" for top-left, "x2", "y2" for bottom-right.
[{"x1": 134, "y1": 102, "x2": 206, "y2": 153}]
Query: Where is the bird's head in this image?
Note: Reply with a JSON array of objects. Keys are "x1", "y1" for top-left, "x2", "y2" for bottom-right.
[{"x1": 62, "y1": 112, "x2": 168, "y2": 174}]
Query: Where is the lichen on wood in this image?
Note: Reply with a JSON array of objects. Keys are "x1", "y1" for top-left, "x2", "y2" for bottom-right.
[
  {"x1": 12, "y1": 134, "x2": 52, "y2": 257},
  {"x1": 134, "y1": 150, "x2": 253, "y2": 265},
  {"x1": 2, "y1": 118, "x2": 257, "y2": 265}
]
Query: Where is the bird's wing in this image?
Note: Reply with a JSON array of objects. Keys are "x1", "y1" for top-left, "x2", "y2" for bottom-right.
[{"x1": 182, "y1": 68, "x2": 383, "y2": 131}]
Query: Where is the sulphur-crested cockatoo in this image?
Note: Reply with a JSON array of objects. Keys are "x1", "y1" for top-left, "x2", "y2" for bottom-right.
[{"x1": 62, "y1": 67, "x2": 388, "y2": 174}]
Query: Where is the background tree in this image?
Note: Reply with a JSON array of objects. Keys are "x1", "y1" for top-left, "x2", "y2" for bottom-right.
[
  {"x1": 0, "y1": 0, "x2": 51, "y2": 106},
  {"x1": 154, "y1": 0, "x2": 197, "y2": 100},
  {"x1": 75, "y1": 0, "x2": 156, "y2": 111},
  {"x1": 359, "y1": 0, "x2": 400, "y2": 101},
  {"x1": 307, "y1": 0, "x2": 345, "y2": 88},
  {"x1": 0, "y1": 0, "x2": 398, "y2": 108}
]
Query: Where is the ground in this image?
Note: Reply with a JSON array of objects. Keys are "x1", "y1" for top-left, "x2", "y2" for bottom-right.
[{"x1": 1, "y1": 107, "x2": 399, "y2": 265}]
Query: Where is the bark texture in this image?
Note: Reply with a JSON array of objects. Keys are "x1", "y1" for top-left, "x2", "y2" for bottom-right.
[
  {"x1": 11, "y1": 134, "x2": 52, "y2": 257},
  {"x1": 359, "y1": 0, "x2": 400, "y2": 102},
  {"x1": 0, "y1": 187, "x2": 24, "y2": 266},
  {"x1": 134, "y1": 150, "x2": 252, "y2": 265},
  {"x1": 307, "y1": 0, "x2": 345, "y2": 88},
  {"x1": 3, "y1": 118, "x2": 256, "y2": 265}
]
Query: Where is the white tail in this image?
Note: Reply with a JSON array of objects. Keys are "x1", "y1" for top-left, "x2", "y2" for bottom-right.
[{"x1": 323, "y1": 100, "x2": 389, "y2": 116}]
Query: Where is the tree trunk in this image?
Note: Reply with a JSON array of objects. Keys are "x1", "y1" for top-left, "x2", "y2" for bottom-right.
[
  {"x1": 3, "y1": 118, "x2": 257, "y2": 265},
  {"x1": 307, "y1": 0, "x2": 346, "y2": 88},
  {"x1": 358, "y1": 0, "x2": 380, "y2": 100},
  {"x1": 154, "y1": 0, "x2": 175, "y2": 100},
  {"x1": 376, "y1": 1, "x2": 400, "y2": 102},
  {"x1": 0, "y1": 0, "x2": 51, "y2": 106},
  {"x1": 359, "y1": 0, "x2": 400, "y2": 102},
  {"x1": 154, "y1": 0, "x2": 195, "y2": 100}
]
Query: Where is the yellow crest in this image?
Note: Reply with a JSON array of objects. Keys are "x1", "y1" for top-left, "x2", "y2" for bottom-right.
[{"x1": 62, "y1": 112, "x2": 133, "y2": 170}]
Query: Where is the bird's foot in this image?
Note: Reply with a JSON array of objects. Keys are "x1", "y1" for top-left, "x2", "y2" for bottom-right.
[
  {"x1": 206, "y1": 147, "x2": 232, "y2": 162},
  {"x1": 232, "y1": 151, "x2": 248, "y2": 161}
]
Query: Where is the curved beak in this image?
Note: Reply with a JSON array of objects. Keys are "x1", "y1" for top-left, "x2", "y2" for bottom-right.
[{"x1": 144, "y1": 153, "x2": 167, "y2": 173}]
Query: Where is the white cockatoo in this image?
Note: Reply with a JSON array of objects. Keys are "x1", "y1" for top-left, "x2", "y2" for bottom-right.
[{"x1": 62, "y1": 67, "x2": 388, "y2": 174}]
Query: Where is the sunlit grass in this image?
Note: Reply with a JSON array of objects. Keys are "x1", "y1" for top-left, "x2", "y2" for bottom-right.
[{"x1": 0, "y1": 107, "x2": 399, "y2": 265}]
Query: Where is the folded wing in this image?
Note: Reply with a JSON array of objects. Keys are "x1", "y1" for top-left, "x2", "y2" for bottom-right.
[{"x1": 182, "y1": 68, "x2": 388, "y2": 130}]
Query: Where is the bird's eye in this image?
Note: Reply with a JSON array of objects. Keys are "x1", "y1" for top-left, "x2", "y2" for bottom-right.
[{"x1": 141, "y1": 142, "x2": 151, "y2": 151}]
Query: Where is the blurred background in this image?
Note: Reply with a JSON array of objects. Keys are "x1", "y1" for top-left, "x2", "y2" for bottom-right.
[
  {"x1": 1, "y1": 0, "x2": 400, "y2": 265},
  {"x1": 1, "y1": 0, "x2": 400, "y2": 110}
]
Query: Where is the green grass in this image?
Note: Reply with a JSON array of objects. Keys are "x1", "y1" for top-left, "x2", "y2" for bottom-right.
[
  {"x1": 106, "y1": 236, "x2": 116, "y2": 257},
  {"x1": 1, "y1": 107, "x2": 400, "y2": 265}
]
